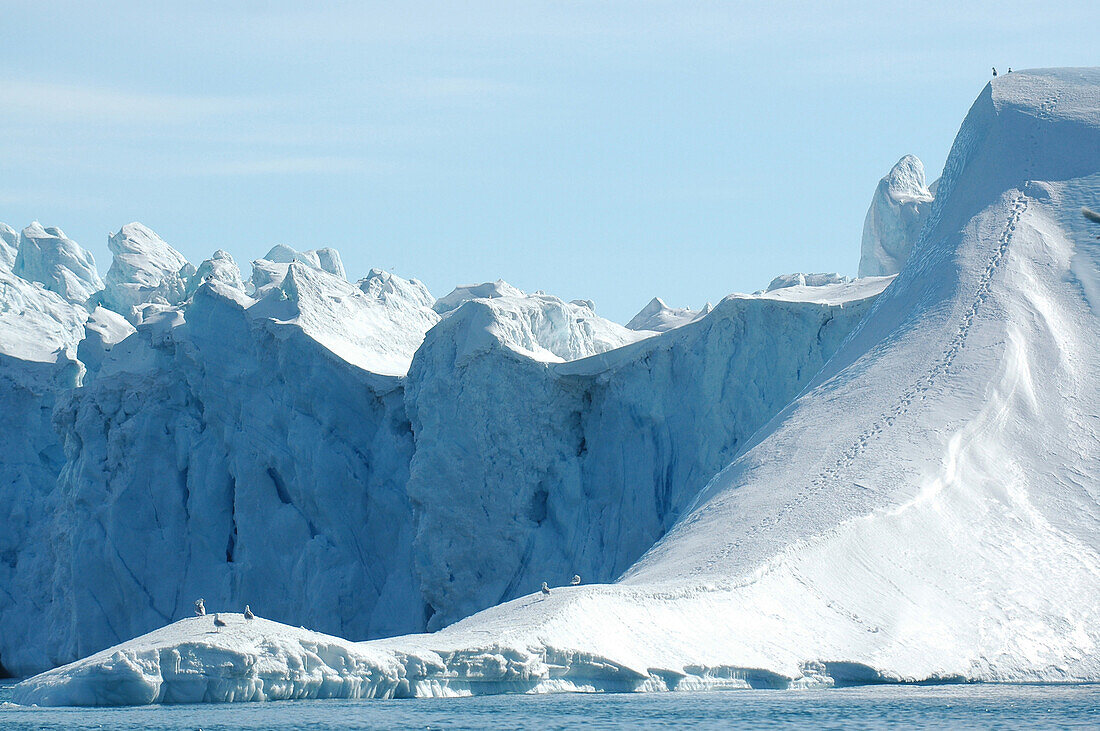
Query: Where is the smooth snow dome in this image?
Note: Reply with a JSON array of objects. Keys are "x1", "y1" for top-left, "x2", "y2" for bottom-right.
[
  {"x1": 857, "y1": 155, "x2": 936, "y2": 277},
  {"x1": 13, "y1": 222, "x2": 103, "y2": 306},
  {"x1": 625, "y1": 297, "x2": 708, "y2": 332}
]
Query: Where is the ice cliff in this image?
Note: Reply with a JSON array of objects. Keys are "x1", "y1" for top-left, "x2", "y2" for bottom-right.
[
  {"x1": 10, "y1": 67, "x2": 1100, "y2": 706},
  {"x1": 0, "y1": 233, "x2": 882, "y2": 678}
]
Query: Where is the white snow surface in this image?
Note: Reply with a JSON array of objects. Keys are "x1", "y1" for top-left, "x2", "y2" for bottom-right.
[
  {"x1": 13, "y1": 222, "x2": 103, "y2": 306},
  {"x1": 99, "y1": 223, "x2": 196, "y2": 320},
  {"x1": 10, "y1": 68, "x2": 1100, "y2": 706},
  {"x1": 624, "y1": 297, "x2": 710, "y2": 332},
  {"x1": 858, "y1": 155, "x2": 936, "y2": 277}
]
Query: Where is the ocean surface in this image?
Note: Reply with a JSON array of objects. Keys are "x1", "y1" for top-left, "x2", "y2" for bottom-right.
[{"x1": 2, "y1": 682, "x2": 1098, "y2": 729}]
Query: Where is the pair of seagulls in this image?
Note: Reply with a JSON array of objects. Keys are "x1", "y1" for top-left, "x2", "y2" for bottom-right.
[
  {"x1": 541, "y1": 575, "x2": 582, "y2": 596},
  {"x1": 194, "y1": 598, "x2": 255, "y2": 628}
]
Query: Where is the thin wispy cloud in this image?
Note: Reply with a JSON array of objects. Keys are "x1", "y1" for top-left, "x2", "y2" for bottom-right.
[
  {"x1": 0, "y1": 79, "x2": 267, "y2": 124},
  {"x1": 179, "y1": 155, "x2": 383, "y2": 177}
]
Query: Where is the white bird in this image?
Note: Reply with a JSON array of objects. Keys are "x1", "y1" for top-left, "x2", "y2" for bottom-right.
[
  {"x1": 570, "y1": 575, "x2": 581, "y2": 586},
  {"x1": 213, "y1": 613, "x2": 227, "y2": 628},
  {"x1": 194, "y1": 598, "x2": 206, "y2": 617},
  {"x1": 541, "y1": 582, "x2": 551, "y2": 596},
  {"x1": 244, "y1": 605, "x2": 255, "y2": 620}
]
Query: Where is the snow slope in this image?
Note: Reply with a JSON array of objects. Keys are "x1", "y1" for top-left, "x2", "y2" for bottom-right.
[
  {"x1": 858, "y1": 155, "x2": 936, "y2": 277},
  {"x1": 14, "y1": 67, "x2": 1100, "y2": 705}
]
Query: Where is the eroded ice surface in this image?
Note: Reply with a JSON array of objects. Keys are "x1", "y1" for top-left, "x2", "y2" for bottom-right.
[{"x1": 857, "y1": 155, "x2": 936, "y2": 277}]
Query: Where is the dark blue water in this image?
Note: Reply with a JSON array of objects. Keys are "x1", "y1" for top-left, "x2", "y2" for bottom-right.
[{"x1": 2, "y1": 682, "x2": 1098, "y2": 729}]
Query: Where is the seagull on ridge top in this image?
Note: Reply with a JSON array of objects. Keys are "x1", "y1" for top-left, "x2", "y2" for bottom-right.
[
  {"x1": 541, "y1": 582, "x2": 551, "y2": 596},
  {"x1": 244, "y1": 605, "x2": 255, "y2": 620},
  {"x1": 194, "y1": 598, "x2": 206, "y2": 616},
  {"x1": 213, "y1": 613, "x2": 227, "y2": 629},
  {"x1": 570, "y1": 575, "x2": 581, "y2": 586}
]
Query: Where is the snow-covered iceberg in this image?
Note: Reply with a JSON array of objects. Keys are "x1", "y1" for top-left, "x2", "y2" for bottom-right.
[{"x1": 10, "y1": 67, "x2": 1100, "y2": 705}]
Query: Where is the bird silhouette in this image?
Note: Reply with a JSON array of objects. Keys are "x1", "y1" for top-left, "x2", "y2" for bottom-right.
[
  {"x1": 570, "y1": 575, "x2": 581, "y2": 586},
  {"x1": 541, "y1": 582, "x2": 551, "y2": 596},
  {"x1": 194, "y1": 598, "x2": 206, "y2": 617},
  {"x1": 213, "y1": 613, "x2": 227, "y2": 628},
  {"x1": 244, "y1": 605, "x2": 255, "y2": 620}
]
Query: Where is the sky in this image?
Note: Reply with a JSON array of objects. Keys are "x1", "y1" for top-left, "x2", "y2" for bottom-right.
[{"x1": 1, "y1": 1, "x2": 1097, "y2": 323}]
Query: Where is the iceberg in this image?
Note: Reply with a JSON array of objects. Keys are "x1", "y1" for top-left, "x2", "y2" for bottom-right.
[
  {"x1": 765, "y1": 272, "x2": 851, "y2": 291},
  {"x1": 8, "y1": 67, "x2": 1100, "y2": 704},
  {"x1": 857, "y1": 155, "x2": 936, "y2": 277},
  {"x1": 433, "y1": 279, "x2": 525, "y2": 314},
  {"x1": 184, "y1": 249, "x2": 245, "y2": 298},
  {"x1": 98, "y1": 223, "x2": 196, "y2": 320},
  {"x1": 624, "y1": 297, "x2": 709, "y2": 332},
  {"x1": 0, "y1": 222, "x2": 18, "y2": 269},
  {"x1": 406, "y1": 277, "x2": 886, "y2": 630},
  {"x1": 262, "y1": 244, "x2": 346, "y2": 281},
  {"x1": 13, "y1": 223, "x2": 103, "y2": 306}
]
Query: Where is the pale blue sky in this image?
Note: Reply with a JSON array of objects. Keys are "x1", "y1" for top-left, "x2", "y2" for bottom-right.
[{"x1": 1, "y1": 1, "x2": 1096, "y2": 322}]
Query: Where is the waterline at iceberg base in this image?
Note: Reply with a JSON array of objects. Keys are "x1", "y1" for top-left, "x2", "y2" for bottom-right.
[{"x1": 9, "y1": 67, "x2": 1100, "y2": 705}]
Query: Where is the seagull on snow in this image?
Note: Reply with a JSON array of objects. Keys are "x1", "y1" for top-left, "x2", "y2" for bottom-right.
[
  {"x1": 570, "y1": 575, "x2": 581, "y2": 586},
  {"x1": 244, "y1": 605, "x2": 255, "y2": 620},
  {"x1": 541, "y1": 582, "x2": 551, "y2": 596},
  {"x1": 194, "y1": 598, "x2": 206, "y2": 616},
  {"x1": 213, "y1": 613, "x2": 227, "y2": 629}
]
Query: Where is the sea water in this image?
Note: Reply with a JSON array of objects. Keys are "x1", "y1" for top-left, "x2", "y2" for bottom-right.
[{"x1": 1, "y1": 682, "x2": 1098, "y2": 729}]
